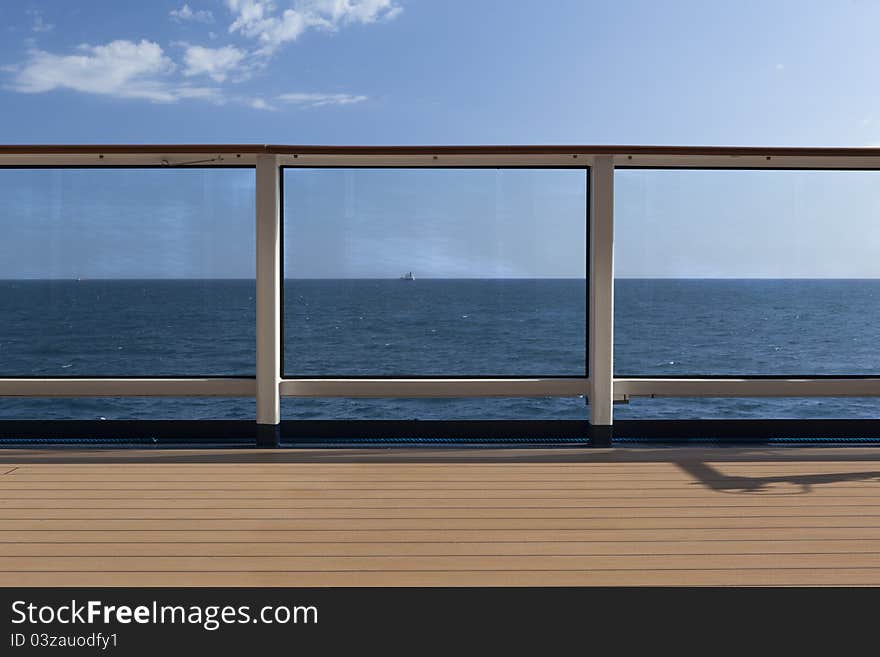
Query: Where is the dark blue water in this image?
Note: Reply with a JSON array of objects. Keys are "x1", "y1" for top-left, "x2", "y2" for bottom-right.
[
  {"x1": 615, "y1": 279, "x2": 880, "y2": 419},
  {"x1": 283, "y1": 279, "x2": 585, "y2": 377},
  {"x1": 1, "y1": 279, "x2": 877, "y2": 420}
]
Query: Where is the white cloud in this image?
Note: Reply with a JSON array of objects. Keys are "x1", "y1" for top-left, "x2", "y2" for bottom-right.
[
  {"x1": 6, "y1": 4, "x2": 396, "y2": 108},
  {"x1": 226, "y1": 0, "x2": 401, "y2": 56},
  {"x1": 249, "y1": 98, "x2": 275, "y2": 110},
  {"x1": 227, "y1": 0, "x2": 274, "y2": 34},
  {"x1": 26, "y1": 9, "x2": 54, "y2": 33},
  {"x1": 183, "y1": 45, "x2": 246, "y2": 82},
  {"x1": 170, "y1": 4, "x2": 215, "y2": 23},
  {"x1": 177, "y1": 86, "x2": 225, "y2": 102},
  {"x1": 301, "y1": 0, "x2": 403, "y2": 25},
  {"x1": 6, "y1": 40, "x2": 365, "y2": 110},
  {"x1": 278, "y1": 91, "x2": 367, "y2": 107},
  {"x1": 10, "y1": 40, "x2": 178, "y2": 102},
  {"x1": 227, "y1": 1, "x2": 307, "y2": 55}
]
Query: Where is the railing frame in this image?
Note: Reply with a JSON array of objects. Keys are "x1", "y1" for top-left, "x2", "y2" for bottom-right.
[
  {"x1": 255, "y1": 154, "x2": 283, "y2": 445},
  {"x1": 3, "y1": 145, "x2": 880, "y2": 446},
  {"x1": 588, "y1": 156, "x2": 615, "y2": 445}
]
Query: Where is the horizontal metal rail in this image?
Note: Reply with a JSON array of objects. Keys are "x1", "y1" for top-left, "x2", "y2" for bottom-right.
[
  {"x1": 615, "y1": 378, "x2": 880, "y2": 398},
  {"x1": 279, "y1": 378, "x2": 588, "y2": 398},
  {"x1": 278, "y1": 153, "x2": 595, "y2": 167},
  {"x1": 0, "y1": 153, "x2": 259, "y2": 166},
  {"x1": 4, "y1": 145, "x2": 880, "y2": 168},
  {"x1": 5, "y1": 144, "x2": 880, "y2": 156},
  {"x1": 3, "y1": 145, "x2": 880, "y2": 440},
  {"x1": 0, "y1": 378, "x2": 256, "y2": 397},
  {"x1": 4, "y1": 377, "x2": 875, "y2": 400}
]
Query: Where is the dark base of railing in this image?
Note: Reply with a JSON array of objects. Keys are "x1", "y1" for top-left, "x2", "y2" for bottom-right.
[
  {"x1": 0, "y1": 420, "x2": 593, "y2": 447},
  {"x1": 279, "y1": 420, "x2": 591, "y2": 445},
  {"x1": 256, "y1": 424, "x2": 281, "y2": 448},
  {"x1": 613, "y1": 419, "x2": 880, "y2": 442},
  {"x1": 590, "y1": 425, "x2": 613, "y2": 447},
  {"x1": 2, "y1": 419, "x2": 880, "y2": 447}
]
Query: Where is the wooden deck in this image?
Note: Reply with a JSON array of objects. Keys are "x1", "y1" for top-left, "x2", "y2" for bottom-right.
[{"x1": 1, "y1": 446, "x2": 880, "y2": 586}]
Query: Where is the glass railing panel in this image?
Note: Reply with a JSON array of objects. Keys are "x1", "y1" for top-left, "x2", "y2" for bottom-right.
[
  {"x1": 615, "y1": 169, "x2": 880, "y2": 378},
  {"x1": 615, "y1": 397, "x2": 880, "y2": 419},
  {"x1": 281, "y1": 168, "x2": 587, "y2": 378},
  {"x1": 0, "y1": 398, "x2": 255, "y2": 420},
  {"x1": 0, "y1": 168, "x2": 255, "y2": 377}
]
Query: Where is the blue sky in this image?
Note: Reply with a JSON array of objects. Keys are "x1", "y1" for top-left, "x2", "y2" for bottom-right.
[
  {"x1": 283, "y1": 168, "x2": 586, "y2": 278},
  {"x1": 0, "y1": 167, "x2": 588, "y2": 279},
  {"x1": 1, "y1": 2, "x2": 880, "y2": 279},
  {"x1": 2, "y1": 1, "x2": 880, "y2": 145},
  {"x1": 616, "y1": 169, "x2": 880, "y2": 278}
]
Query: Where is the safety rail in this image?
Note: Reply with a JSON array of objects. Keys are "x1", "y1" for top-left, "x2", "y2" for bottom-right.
[{"x1": 3, "y1": 144, "x2": 880, "y2": 446}]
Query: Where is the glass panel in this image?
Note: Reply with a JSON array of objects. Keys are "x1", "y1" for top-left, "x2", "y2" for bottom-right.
[
  {"x1": 281, "y1": 397, "x2": 588, "y2": 420},
  {"x1": 282, "y1": 168, "x2": 587, "y2": 377},
  {"x1": 0, "y1": 168, "x2": 255, "y2": 376},
  {"x1": 0, "y1": 398, "x2": 255, "y2": 420},
  {"x1": 615, "y1": 169, "x2": 880, "y2": 376},
  {"x1": 615, "y1": 397, "x2": 880, "y2": 419}
]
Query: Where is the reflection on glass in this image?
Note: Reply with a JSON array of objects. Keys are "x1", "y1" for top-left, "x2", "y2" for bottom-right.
[
  {"x1": 615, "y1": 397, "x2": 880, "y2": 420},
  {"x1": 615, "y1": 169, "x2": 880, "y2": 377},
  {"x1": 0, "y1": 398, "x2": 255, "y2": 420},
  {"x1": 282, "y1": 168, "x2": 587, "y2": 378},
  {"x1": 280, "y1": 397, "x2": 588, "y2": 420},
  {"x1": 0, "y1": 168, "x2": 255, "y2": 377}
]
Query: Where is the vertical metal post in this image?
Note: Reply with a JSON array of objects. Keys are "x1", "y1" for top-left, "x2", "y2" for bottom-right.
[
  {"x1": 589, "y1": 156, "x2": 615, "y2": 447},
  {"x1": 255, "y1": 154, "x2": 281, "y2": 447}
]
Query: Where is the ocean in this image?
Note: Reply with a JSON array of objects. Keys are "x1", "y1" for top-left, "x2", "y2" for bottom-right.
[{"x1": 0, "y1": 278, "x2": 877, "y2": 420}]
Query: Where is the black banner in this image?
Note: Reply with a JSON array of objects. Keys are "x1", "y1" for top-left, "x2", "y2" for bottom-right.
[{"x1": 0, "y1": 587, "x2": 876, "y2": 655}]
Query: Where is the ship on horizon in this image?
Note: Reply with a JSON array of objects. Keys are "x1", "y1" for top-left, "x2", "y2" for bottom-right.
[{"x1": 400, "y1": 271, "x2": 415, "y2": 281}]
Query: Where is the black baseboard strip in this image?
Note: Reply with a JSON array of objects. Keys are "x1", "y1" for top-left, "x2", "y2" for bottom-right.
[
  {"x1": 1, "y1": 418, "x2": 880, "y2": 447},
  {"x1": 279, "y1": 420, "x2": 592, "y2": 442},
  {"x1": 614, "y1": 419, "x2": 880, "y2": 441}
]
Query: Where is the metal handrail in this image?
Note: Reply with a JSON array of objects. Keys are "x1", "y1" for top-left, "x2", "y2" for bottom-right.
[{"x1": 2, "y1": 144, "x2": 880, "y2": 441}]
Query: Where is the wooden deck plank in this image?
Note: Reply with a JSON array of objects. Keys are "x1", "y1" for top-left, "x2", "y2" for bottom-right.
[
  {"x1": 3, "y1": 480, "x2": 878, "y2": 490},
  {"x1": 4, "y1": 506, "x2": 880, "y2": 519},
  {"x1": 8, "y1": 465, "x2": 880, "y2": 476},
  {"x1": 8, "y1": 528, "x2": 880, "y2": 542},
  {"x1": 4, "y1": 570, "x2": 880, "y2": 587},
  {"x1": 4, "y1": 539, "x2": 880, "y2": 557},
  {"x1": 3, "y1": 489, "x2": 878, "y2": 500},
  {"x1": 3, "y1": 463, "x2": 880, "y2": 476},
  {"x1": 1, "y1": 447, "x2": 879, "y2": 586},
  {"x1": 4, "y1": 497, "x2": 880, "y2": 508},
  {"x1": 8, "y1": 460, "x2": 879, "y2": 465},
  {"x1": 3, "y1": 517, "x2": 880, "y2": 530},
  {"x1": 8, "y1": 553, "x2": 880, "y2": 571}
]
